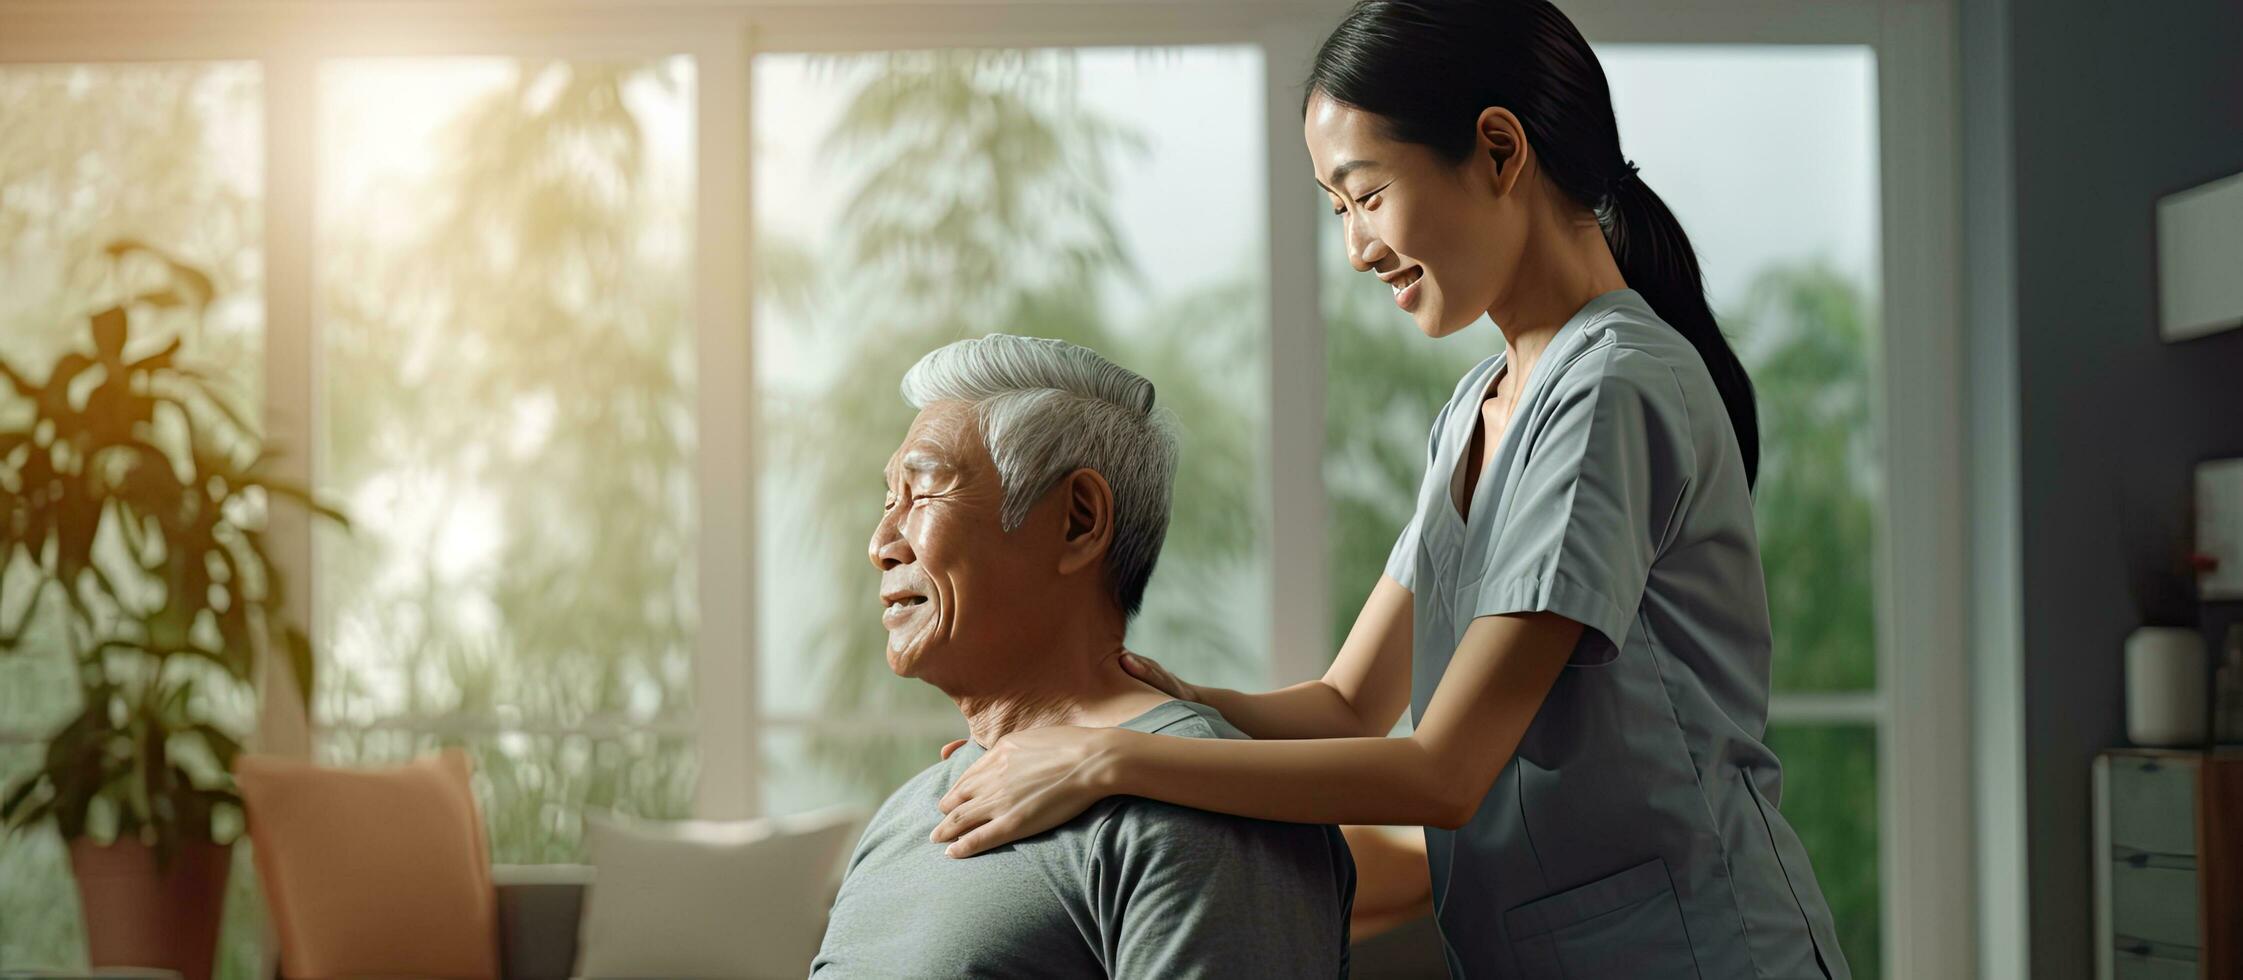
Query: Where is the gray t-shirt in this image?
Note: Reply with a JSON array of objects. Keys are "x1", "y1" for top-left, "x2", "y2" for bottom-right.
[{"x1": 811, "y1": 699, "x2": 1356, "y2": 979}]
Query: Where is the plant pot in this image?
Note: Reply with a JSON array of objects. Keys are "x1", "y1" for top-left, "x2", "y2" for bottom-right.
[{"x1": 67, "y1": 836, "x2": 231, "y2": 980}]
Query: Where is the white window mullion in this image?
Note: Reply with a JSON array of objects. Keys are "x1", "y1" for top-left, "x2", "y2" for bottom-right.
[
  {"x1": 1263, "y1": 19, "x2": 1331, "y2": 687},
  {"x1": 761, "y1": 715, "x2": 970, "y2": 738},
  {"x1": 694, "y1": 15, "x2": 758, "y2": 821},
  {"x1": 256, "y1": 49, "x2": 319, "y2": 762},
  {"x1": 1766, "y1": 692, "x2": 1887, "y2": 727},
  {"x1": 320, "y1": 719, "x2": 704, "y2": 741},
  {"x1": 1874, "y1": 0, "x2": 1974, "y2": 975}
]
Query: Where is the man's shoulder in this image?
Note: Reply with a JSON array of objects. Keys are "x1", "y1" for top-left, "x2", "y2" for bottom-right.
[
  {"x1": 858, "y1": 755, "x2": 956, "y2": 834},
  {"x1": 1083, "y1": 772, "x2": 1354, "y2": 924},
  {"x1": 1093, "y1": 791, "x2": 1342, "y2": 858},
  {"x1": 1096, "y1": 703, "x2": 1344, "y2": 857},
  {"x1": 1127, "y1": 698, "x2": 1248, "y2": 741}
]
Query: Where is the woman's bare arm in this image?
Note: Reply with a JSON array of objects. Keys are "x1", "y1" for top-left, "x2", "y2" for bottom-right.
[
  {"x1": 1159, "y1": 575, "x2": 1416, "y2": 740},
  {"x1": 932, "y1": 611, "x2": 1581, "y2": 853}
]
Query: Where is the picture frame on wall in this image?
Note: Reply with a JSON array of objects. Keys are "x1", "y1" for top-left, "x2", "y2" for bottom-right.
[{"x1": 2158, "y1": 170, "x2": 2243, "y2": 343}]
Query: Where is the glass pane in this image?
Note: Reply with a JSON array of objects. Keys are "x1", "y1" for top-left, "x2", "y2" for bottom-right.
[
  {"x1": 314, "y1": 58, "x2": 699, "y2": 738},
  {"x1": 0, "y1": 61, "x2": 264, "y2": 737},
  {"x1": 1764, "y1": 722, "x2": 1882, "y2": 978},
  {"x1": 752, "y1": 48, "x2": 1270, "y2": 800},
  {"x1": 319, "y1": 728, "x2": 696, "y2": 863},
  {"x1": 0, "y1": 743, "x2": 82, "y2": 969},
  {"x1": 0, "y1": 62, "x2": 267, "y2": 979}
]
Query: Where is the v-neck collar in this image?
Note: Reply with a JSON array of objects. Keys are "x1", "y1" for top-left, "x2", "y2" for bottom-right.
[{"x1": 1443, "y1": 289, "x2": 1641, "y2": 527}]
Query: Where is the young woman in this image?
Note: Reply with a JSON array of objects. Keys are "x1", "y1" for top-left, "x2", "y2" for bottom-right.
[{"x1": 926, "y1": 2, "x2": 1848, "y2": 976}]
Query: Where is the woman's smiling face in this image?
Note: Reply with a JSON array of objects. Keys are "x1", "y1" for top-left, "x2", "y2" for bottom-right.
[{"x1": 1303, "y1": 93, "x2": 1528, "y2": 339}]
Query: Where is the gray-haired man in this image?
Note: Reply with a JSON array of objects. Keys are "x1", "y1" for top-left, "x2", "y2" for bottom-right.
[{"x1": 810, "y1": 334, "x2": 1355, "y2": 978}]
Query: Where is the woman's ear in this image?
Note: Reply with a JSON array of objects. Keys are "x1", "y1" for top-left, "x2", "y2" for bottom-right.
[
  {"x1": 1475, "y1": 106, "x2": 1529, "y2": 196},
  {"x1": 1055, "y1": 467, "x2": 1116, "y2": 577}
]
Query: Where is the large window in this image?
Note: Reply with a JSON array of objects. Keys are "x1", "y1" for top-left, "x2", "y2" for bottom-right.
[
  {"x1": 750, "y1": 46, "x2": 1271, "y2": 813},
  {"x1": 1321, "y1": 44, "x2": 1887, "y2": 977},
  {"x1": 312, "y1": 56, "x2": 702, "y2": 859}
]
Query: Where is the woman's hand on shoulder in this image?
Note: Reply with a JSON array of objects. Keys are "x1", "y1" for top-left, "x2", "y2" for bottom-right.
[
  {"x1": 931, "y1": 725, "x2": 1128, "y2": 857},
  {"x1": 1117, "y1": 650, "x2": 1201, "y2": 703}
]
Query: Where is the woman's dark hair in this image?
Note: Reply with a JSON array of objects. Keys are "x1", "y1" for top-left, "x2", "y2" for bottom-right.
[{"x1": 1307, "y1": 0, "x2": 1759, "y2": 487}]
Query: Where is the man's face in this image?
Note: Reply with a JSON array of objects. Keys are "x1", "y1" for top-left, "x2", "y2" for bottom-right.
[{"x1": 867, "y1": 401, "x2": 1060, "y2": 686}]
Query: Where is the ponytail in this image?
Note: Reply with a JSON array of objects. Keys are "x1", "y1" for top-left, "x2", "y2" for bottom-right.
[
  {"x1": 1308, "y1": 0, "x2": 1761, "y2": 487},
  {"x1": 1602, "y1": 171, "x2": 1760, "y2": 487}
]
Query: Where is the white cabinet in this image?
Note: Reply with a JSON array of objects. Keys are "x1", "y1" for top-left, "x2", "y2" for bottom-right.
[{"x1": 2094, "y1": 749, "x2": 2243, "y2": 980}]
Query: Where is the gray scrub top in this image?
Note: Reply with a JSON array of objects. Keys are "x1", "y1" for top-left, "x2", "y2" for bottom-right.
[{"x1": 1385, "y1": 289, "x2": 1850, "y2": 980}]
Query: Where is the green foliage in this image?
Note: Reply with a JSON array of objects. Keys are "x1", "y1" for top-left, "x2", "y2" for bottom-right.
[
  {"x1": 1734, "y1": 264, "x2": 1879, "y2": 691},
  {"x1": 0, "y1": 242, "x2": 342, "y2": 865}
]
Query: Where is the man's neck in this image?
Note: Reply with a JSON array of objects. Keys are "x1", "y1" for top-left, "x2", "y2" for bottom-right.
[{"x1": 948, "y1": 623, "x2": 1170, "y2": 748}]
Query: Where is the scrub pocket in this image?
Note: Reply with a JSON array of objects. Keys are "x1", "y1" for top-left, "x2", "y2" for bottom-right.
[{"x1": 1503, "y1": 857, "x2": 1700, "y2": 979}]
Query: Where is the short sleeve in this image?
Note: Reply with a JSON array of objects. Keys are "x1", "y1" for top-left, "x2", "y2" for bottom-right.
[
  {"x1": 1383, "y1": 514, "x2": 1423, "y2": 592},
  {"x1": 1087, "y1": 803, "x2": 1355, "y2": 979},
  {"x1": 1473, "y1": 346, "x2": 1694, "y2": 660}
]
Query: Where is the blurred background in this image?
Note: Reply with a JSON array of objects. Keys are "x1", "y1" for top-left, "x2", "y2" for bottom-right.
[{"x1": 3, "y1": 2, "x2": 2238, "y2": 979}]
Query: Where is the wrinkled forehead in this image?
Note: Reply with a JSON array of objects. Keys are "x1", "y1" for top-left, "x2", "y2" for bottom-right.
[{"x1": 884, "y1": 401, "x2": 988, "y2": 483}]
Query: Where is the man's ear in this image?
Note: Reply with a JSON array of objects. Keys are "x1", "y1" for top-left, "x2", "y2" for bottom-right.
[
  {"x1": 1476, "y1": 106, "x2": 1529, "y2": 197},
  {"x1": 1055, "y1": 467, "x2": 1115, "y2": 577}
]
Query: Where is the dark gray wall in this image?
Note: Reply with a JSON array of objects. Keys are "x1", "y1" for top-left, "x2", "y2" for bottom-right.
[{"x1": 1990, "y1": 0, "x2": 2243, "y2": 974}]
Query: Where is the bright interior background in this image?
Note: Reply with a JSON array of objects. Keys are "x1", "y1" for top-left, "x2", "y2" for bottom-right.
[{"x1": 0, "y1": 44, "x2": 1884, "y2": 977}]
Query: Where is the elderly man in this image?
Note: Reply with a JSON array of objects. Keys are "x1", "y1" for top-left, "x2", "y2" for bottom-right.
[{"x1": 810, "y1": 335, "x2": 1355, "y2": 978}]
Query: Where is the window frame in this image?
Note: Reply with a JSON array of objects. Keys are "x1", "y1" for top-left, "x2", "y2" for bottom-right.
[{"x1": 0, "y1": 2, "x2": 1969, "y2": 975}]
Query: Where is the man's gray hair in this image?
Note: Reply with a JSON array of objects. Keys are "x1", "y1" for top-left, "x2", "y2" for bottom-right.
[{"x1": 901, "y1": 334, "x2": 1177, "y2": 620}]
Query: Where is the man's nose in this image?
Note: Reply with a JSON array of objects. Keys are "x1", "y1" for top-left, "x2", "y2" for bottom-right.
[{"x1": 868, "y1": 513, "x2": 913, "y2": 571}]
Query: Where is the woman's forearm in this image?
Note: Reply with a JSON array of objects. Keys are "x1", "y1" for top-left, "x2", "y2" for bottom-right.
[
  {"x1": 1190, "y1": 680, "x2": 1385, "y2": 740},
  {"x1": 1098, "y1": 613, "x2": 1586, "y2": 831},
  {"x1": 1187, "y1": 577, "x2": 1418, "y2": 740},
  {"x1": 932, "y1": 613, "x2": 1580, "y2": 858},
  {"x1": 1089, "y1": 727, "x2": 1470, "y2": 829}
]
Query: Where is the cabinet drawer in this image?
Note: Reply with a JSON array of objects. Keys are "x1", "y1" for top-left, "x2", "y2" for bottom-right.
[
  {"x1": 2109, "y1": 756, "x2": 2198, "y2": 856},
  {"x1": 2112, "y1": 935, "x2": 2199, "y2": 980},
  {"x1": 2110, "y1": 857, "x2": 2200, "y2": 950}
]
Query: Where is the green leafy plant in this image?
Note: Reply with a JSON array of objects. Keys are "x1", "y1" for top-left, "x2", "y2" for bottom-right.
[{"x1": 0, "y1": 240, "x2": 345, "y2": 865}]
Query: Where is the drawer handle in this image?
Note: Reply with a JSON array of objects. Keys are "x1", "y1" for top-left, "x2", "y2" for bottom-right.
[
  {"x1": 2113, "y1": 848, "x2": 2197, "y2": 871},
  {"x1": 2115, "y1": 938, "x2": 2201, "y2": 965}
]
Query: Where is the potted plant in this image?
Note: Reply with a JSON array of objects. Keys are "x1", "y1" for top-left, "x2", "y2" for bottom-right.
[{"x1": 0, "y1": 241, "x2": 344, "y2": 980}]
